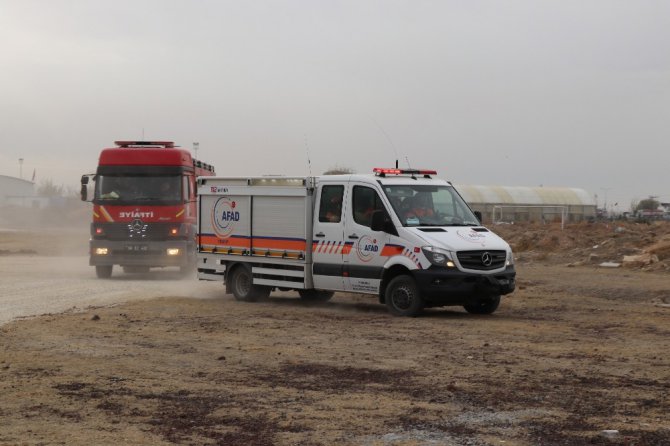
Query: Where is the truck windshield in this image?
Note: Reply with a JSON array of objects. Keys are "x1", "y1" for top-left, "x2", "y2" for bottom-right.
[
  {"x1": 94, "y1": 175, "x2": 182, "y2": 204},
  {"x1": 382, "y1": 184, "x2": 479, "y2": 227}
]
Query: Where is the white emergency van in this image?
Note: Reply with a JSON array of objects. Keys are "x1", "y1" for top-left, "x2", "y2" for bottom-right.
[{"x1": 196, "y1": 168, "x2": 516, "y2": 316}]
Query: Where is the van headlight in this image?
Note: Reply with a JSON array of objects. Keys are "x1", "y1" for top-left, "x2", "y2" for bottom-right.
[
  {"x1": 421, "y1": 246, "x2": 455, "y2": 268},
  {"x1": 506, "y1": 250, "x2": 514, "y2": 266}
]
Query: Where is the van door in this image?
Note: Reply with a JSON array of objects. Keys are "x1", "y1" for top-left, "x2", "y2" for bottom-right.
[
  {"x1": 343, "y1": 184, "x2": 391, "y2": 294},
  {"x1": 311, "y1": 182, "x2": 348, "y2": 291}
]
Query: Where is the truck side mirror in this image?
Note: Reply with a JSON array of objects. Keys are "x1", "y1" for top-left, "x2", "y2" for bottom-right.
[
  {"x1": 370, "y1": 210, "x2": 397, "y2": 235},
  {"x1": 80, "y1": 175, "x2": 89, "y2": 201},
  {"x1": 80, "y1": 174, "x2": 94, "y2": 202}
]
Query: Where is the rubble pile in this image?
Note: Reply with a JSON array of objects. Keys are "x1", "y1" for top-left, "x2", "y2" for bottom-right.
[{"x1": 493, "y1": 221, "x2": 670, "y2": 271}]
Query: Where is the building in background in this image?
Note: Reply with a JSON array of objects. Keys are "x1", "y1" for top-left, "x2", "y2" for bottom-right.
[
  {"x1": 0, "y1": 175, "x2": 37, "y2": 207},
  {"x1": 455, "y1": 184, "x2": 596, "y2": 224}
]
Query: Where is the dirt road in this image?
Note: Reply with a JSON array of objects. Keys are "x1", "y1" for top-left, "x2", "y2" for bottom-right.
[
  {"x1": 1, "y1": 226, "x2": 669, "y2": 445},
  {"x1": 0, "y1": 255, "x2": 221, "y2": 326}
]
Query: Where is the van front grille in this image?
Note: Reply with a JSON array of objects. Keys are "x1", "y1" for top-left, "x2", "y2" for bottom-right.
[{"x1": 457, "y1": 250, "x2": 506, "y2": 270}]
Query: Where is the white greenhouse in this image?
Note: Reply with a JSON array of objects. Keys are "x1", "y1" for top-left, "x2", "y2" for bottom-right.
[
  {"x1": 0, "y1": 175, "x2": 36, "y2": 207},
  {"x1": 454, "y1": 184, "x2": 596, "y2": 224}
]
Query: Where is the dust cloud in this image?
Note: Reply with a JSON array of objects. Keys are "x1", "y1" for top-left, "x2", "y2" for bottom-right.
[{"x1": 0, "y1": 203, "x2": 224, "y2": 325}]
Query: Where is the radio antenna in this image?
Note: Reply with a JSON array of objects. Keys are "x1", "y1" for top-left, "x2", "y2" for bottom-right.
[
  {"x1": 304, "y1": 134, "x2": 312, "y2": 176},
  {"x1": 370, "y1": 117, "x2": 399, "y2": 165}
]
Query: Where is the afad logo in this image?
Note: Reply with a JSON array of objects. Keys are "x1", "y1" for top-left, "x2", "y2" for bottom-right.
[
  {"x1": 211, "y1": 197, "x2": 240, "y2": 238},
  {"x1": 356, "y1": 235, "x2": 380, "y2": 262},
  {"x1": 456, "y1": 229, "x2": 487, "y2": 244}
]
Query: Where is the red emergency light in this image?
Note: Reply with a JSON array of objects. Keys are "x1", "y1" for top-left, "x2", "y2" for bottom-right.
[
  {"x1": 115, "y1": 141, "x2": 175, "y2": 148},
  {"x1": 373, "y1": 167, "x2": 437, "y2": 177}
]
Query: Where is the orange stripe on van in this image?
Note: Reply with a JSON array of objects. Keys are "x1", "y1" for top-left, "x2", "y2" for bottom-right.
[
  {"x1": 252, "y1": 238, "x2": 306, "y2": 251},
  {"x1": 199, "y1": 234, "x2": 251, "y2": 249},
  {"x1": 381, "y1": 245, "x2": 405, "y2": 256},
  {"x1": 199, "y1": 234, "x2": 306, "y2": 252}
]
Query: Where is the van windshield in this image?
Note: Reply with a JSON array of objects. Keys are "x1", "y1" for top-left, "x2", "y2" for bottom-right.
[
  {"x1": 382, "y1": 184, "x2": 479, "y2": 227},
  {"x1": 94, "y1": 175, "x2": 182, "y2": 204}
]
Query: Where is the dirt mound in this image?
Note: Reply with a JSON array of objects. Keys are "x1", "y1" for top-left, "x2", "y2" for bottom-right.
[{"x1": 493, "y1": 221, "x2": 670, "y2": 271}]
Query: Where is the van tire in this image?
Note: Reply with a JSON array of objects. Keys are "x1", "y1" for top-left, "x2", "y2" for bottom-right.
[
  {"x1": 229, "y1": 265, "x2": 269, "y2": 301},
  {"x1": 463, "y1": 295, "x2": 500, "y2": 314},
  {"x1": 385, "y1": 275, "x2": 424, "y2": 317},
  {"x1": 95, "y1": 265, "x2": 113, "y2": 279},
  {"x1": 298, "y1": 290, "x2": 334, "y2": 301}
]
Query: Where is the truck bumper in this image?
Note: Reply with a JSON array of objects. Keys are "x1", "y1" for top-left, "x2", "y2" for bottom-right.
[
  {"x1": 89, "y1": 239, "x2": 193, "y2": 267},
  {"x1": 412, "y1": 265, "x2": 516, "y2": 305}
]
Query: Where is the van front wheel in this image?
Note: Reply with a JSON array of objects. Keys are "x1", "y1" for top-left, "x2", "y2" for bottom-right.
[
  {"x1": 463, "y1": 295, "x2": 500, "y2": 314},
  {"x1": 385, "y1": 275, "x2": 424, "y2": 317}
]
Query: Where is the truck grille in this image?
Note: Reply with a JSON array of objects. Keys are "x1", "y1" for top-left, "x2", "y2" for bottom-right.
[
  {"x1": 456, "y1": 250, "x2": 506, "y2": 271},
  {"x1": 95, "y1": 222, "x2": 176, "y2": 241}
]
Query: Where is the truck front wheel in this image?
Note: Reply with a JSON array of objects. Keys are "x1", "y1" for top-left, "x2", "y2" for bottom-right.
[
  {"x1": 229, "y1": 265, "x2": 270, "y2": 302},
  {"x1": 463, "y1": 295, "x2": 500, "y2": 314},
  {"x1": 385, "y1": 275, "x2": 424, "y2": 317},
  {"x1": 95, "y1": 265, "x2": 113, "y2": 279}
]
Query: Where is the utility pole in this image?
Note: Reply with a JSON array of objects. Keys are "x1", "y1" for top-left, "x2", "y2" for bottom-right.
[
  {"x1": 193, "y1": 142, "x2": 199, "y2": 160},
  {"x1": 600, "y1": 187, "x2": 611, "y2": 215},
  {"x1": 19, "y1": 158, "x2": 23, "y2": 179}
]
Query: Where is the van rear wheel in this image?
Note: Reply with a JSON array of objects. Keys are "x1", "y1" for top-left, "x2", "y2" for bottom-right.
[
  {"x1": 385, "y1": 275, "x2": 424, "y2": 317},
  {"x1": 229, "y1": 265, "x2": 270, "y2": 301}
]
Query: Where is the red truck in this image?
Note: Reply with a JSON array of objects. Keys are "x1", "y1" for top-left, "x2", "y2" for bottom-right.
[{"x1": 80, "y1": 141, "x2": 215, "y2": 278}]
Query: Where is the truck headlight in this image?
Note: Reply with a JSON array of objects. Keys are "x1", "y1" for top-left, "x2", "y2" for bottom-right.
[
  {"x1": 421, "y1": 246, "x2": 455, "y2": 267},
  {"x1": 506, "y1": 250, "x2": 514, "y2": 266}
]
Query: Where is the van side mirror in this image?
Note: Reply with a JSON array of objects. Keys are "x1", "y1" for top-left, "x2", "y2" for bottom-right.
[
  {"x1": 474, "y1": 210, "x2": 482, "y2": 224},
  {"x1": 370, "y1": 210, "x2": 397, "y2": 235}
]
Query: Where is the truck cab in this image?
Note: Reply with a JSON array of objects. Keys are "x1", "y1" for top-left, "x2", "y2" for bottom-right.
[
  {"x1": 197, "y1": 168, "x2": 515, "y2": 316},
  {"x1": 82, "y1": 141, "x2": 215, "y2": 278}
]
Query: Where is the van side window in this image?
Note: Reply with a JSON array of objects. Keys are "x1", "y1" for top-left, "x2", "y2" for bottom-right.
[
  {"x1": 353, "y1": 186, "x2": 384, "y2": 227},
  {"x1": 319, "y1": 185, "x2": 344, "y2": 223}
]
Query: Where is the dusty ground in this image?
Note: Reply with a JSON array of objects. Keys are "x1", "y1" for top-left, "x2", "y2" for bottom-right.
[{"x1": 1, "y1": 217, "x2": 669, "y2": 445}]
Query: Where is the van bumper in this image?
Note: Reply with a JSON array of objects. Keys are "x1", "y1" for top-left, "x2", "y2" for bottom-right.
[{"x1": 413, "y1": 265, "x2": 516, "y2": 305}]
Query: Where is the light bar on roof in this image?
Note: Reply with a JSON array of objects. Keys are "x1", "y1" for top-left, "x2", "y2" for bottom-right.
[
  {"x1": 115, "y1": 141, "x2": 175, "y2": 148},
  {"x1": 373, "y1": 167, "x2": 437, "y2": 176}
]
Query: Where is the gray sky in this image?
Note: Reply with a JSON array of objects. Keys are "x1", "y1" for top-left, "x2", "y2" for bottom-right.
[{"x1": 1, "y1": 0, "x2": 669, "y2": 211}]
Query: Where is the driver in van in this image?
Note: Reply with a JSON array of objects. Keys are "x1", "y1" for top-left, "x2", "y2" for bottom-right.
[{"x1": 404, "y1": 194, "x2": 435, "y2": 220}]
